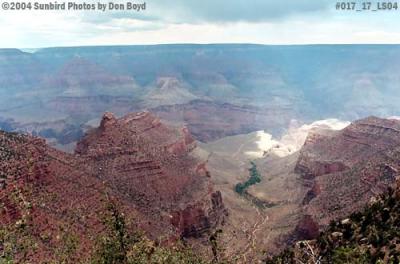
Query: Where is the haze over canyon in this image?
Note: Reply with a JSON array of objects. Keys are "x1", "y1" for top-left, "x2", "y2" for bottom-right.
[{"x1": 1, "y1": 44, "x2": 400, "y2": 263}]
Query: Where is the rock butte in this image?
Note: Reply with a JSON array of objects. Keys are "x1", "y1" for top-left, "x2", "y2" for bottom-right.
[{"x1": 0, "y1": 111, "x2": 227, "y2": 261}]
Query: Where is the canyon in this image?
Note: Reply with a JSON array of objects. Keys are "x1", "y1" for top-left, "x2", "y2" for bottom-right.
[
  {"x1": 197, "y1": 116, "x2": 400, "y2": 261},
  {"x1": 2, "y1": 44, "x2": 400, "y2": 262},
  {"x1": 0, "y1": 111, "x2": 227, "y2": 262},
  {"x1": 2, "y1": 44, "x2": 400, "y2": 149},
  {"x1": 2, "y1": 111, "x2": 400, "y2": 262}
]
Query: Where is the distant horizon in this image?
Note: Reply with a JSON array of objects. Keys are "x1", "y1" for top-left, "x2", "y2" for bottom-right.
[
  {"x1": 6, "y1": 42, "x2": 400, "y2": 52},
  {"x1": 2, "y1": 0, "x2": 400, "y2": 49}
]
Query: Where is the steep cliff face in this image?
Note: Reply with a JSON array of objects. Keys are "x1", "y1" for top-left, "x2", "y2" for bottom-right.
[
  {"x1": 77, "y1": 111, "x2": 227, "y2": 238},
  {"x1": 0, "y1": 111, "x2": 226, "y2": 261},
  {"x1": 75, "y1": 112, "x2": 227, "y2": 237},
  {"x1": 294, "y1": 117, "x2": 400, "y2": 238},
  {"x1": 76, "y1": 112, "x2": 197, "y2": 205},
  {"x1": 268, "y1": 180, "x2": 400, "y2": 264},
  {"x1": 171, "y1": 191, "x2": 226, "y2": 238}
]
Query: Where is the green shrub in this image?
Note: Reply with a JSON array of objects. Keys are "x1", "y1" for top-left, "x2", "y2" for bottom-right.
[
  {"x1": 332, "y1": 246, "x2": 370, "y2": 264},
  {"x1": 234, "y1": 162, "x2": 262, "y2": 195}
]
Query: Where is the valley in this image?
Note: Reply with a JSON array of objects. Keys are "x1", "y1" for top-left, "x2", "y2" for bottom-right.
[
  {"x1": 1, "y1": 44, "x2": 400, "y2": 263},
  {"x1": 2, "y1": 44, "x2": 400, "y2": 150},
  {"x1": 2, "y1": 110, "x2": 400, "y2": 262}
]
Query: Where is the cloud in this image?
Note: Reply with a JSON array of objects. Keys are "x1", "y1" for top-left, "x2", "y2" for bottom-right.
[
  {"x1": 77, "y1": 0, "x2": 332, "y2": 26},
  {"x1": 1, "y1": 0, "x2": 400, "y2": 48},
  {"x1": 147, "y1": 0, "x2": 332, "y2": 23},
  {"x1": 69, "y1": 0, "x2": 333, "y2": 41}
]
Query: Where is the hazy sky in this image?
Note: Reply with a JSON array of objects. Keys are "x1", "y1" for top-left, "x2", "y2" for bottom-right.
[{"x1": 1, "y1": 0, "x2": 400, "y2": 48}]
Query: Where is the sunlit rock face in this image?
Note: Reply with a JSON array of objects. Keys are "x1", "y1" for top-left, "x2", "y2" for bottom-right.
[
  {"x1": 245, "y1": 119, "x2": 350, "y2": 158},
  {"x1": 295, "y1": 117, "x2": 400, "y2": 231}
]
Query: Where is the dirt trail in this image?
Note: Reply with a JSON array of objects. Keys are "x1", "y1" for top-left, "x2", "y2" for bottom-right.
[{"x1": 241, "y1": 206, "x2": 269, "y2": 263}]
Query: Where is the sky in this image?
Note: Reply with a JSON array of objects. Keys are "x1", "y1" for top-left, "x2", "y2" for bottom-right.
[{"x1": 1, "y1": 0, "x2": 400, "y2": 48}]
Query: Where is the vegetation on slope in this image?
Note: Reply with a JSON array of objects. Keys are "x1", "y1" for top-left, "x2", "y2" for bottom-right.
[
  {"x1": 91, "y1": 197, "x2": 209, "y2": 264},
  {"x1": 0, "y1": 191, "x2": 226, "y2": 264},
  {"x1": 267, "y1": 183, "x2": 400, "y2": 264},
  {"x1": 3, "y1": 166, "x2": 400, "y2": 263},
  {"x1": 0, "y1": 187, "x2": 36, "y2": 263},
  {"x1": 235, "y1": 161, "x2": 262, "y2": 195}
]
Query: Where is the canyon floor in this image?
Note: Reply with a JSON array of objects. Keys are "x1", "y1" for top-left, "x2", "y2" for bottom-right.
[{"x1": 2, "y1": 45, "x2": 400, "y2": 263}]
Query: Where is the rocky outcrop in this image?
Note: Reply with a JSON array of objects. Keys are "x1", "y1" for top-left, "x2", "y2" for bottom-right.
[
  {"x1": 99, "y1": 111, "x2": 117, "y2": 131},
  {"x1": 293, "y1": 215, "x2": 320, "y2": 241},
  {"x1": 76, "y1": 111, "x2": 226, "y2": 238},
  {"x1": 167, "y1": 127, "x2": 196, "y2": 155},
  {"x1": 295, "y1": 160, "x2": 348, "y2": 180},
  {"x1": 302, "y1": 182, "x2": 321, "y2": 205},
  {"x1": 295, "y1": 117, "x2": 400, "y2": 233},
  {"x1": 0, "y1": 131, "x2": 114, "y2": 262},
  {"x1": 171, "y1": 191, "x2": 228, "y2": 238},
  {"x1": 0, "y1": 111, "x2": 226, "y2": 261},
  {"x1": 268, "y1": 179, "x2": 400, "y2": 264}
]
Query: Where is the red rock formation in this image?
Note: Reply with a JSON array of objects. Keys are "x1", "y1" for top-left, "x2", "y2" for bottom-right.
[
  {"x1": 0, "y1": 111, "x2": 226, "y2": 261},
  {"x1": 302, "y1": 182, "x2": 321, "y2": 205},
  {"x1": 295, "y1": 116, "x2": 400, "y2": 234},
  {"x1": 171, "y1": 191, "x2": 227, "y2": 238},
  {"x1": 76, "y1": 111, "x2": 226, "y2": 237},
  {"x1": 294, "y1": 215, "x2": 320, "y2": 241},
  {"x1": 0, "y1": 130, "x2": 146, "y2": 262}
]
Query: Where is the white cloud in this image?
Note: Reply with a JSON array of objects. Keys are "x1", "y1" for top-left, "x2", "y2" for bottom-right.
[
  {"x1": 1, "y1": 0, "x2": 400, "y2": 48},
  {"x1": 245, "y1": 119, "x2": 351, "y2": 158}
]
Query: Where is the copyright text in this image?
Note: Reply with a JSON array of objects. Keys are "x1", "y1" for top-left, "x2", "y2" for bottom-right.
[{"x1": 1, "y1": 1, "x2": 147, "y2": 11}]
